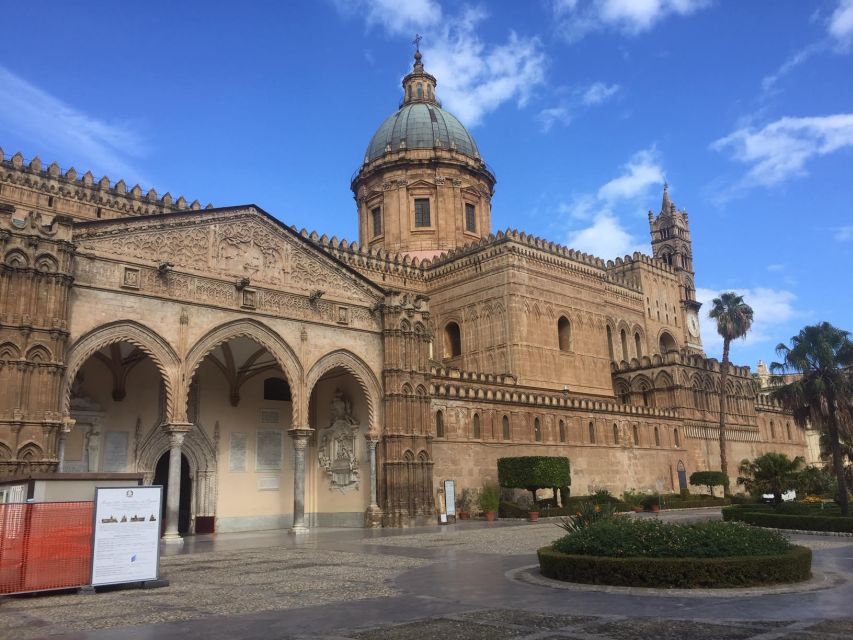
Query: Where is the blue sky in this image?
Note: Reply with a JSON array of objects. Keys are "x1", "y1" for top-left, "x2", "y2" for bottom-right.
[{"x1": 2, "y1": 0, "x2": 851, "y2": 369}]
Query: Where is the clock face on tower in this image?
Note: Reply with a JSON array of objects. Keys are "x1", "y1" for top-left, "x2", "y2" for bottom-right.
[{"x1": 687, "y1": 312, "x2": 700, "y2": 338}]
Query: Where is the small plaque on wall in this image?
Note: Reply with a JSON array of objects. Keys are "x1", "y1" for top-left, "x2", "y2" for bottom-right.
[
  {"x1": 229, "y1": 432, "x2": 248, "y2": 472},
  {"x1": 260, "y1": 409, "x2": 280, "y2": 425},
  {"x1": 256, "y1": 476, "x2": 280, "y2": 491},
  {"x1": 102, "y1": 431, "x2": 128, "y2": 472}
]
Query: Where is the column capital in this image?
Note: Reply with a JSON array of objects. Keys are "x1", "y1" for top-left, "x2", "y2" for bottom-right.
[
  {"x1": 364, "y1": 433, "x2": 380, "y2": 446},
  {"x1": 162, "y1": 421, "x2": 194, "y2": 434},
  {"x1": 288, "y1": 427, "x2": 313, "y2": 441},
  {"x1": 61, "y1": 417, "x2": 76, "y2": 434}
]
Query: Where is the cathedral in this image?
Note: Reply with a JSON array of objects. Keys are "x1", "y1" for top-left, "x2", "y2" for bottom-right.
[{"x1": 0, "y1": 50, "x2": 806, "y2": 537}]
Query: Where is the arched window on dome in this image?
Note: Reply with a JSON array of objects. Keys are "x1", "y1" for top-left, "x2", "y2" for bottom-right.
[
  {"x1": 417, "y1": 83, "x2": 423, "y2": 98},
  {"x1": 407, "y1": 84, "x2": 412, "y2": 100}
]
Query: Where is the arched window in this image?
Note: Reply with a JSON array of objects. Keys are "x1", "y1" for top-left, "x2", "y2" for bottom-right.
[
  {"x1": 588, "y1": 421, "x2": 596, "y2": 444},
  {"x1": 613, "y1": 423, "x2": 620, "y2": 444},
  {"x1": 674, "y1": 428, "x2": 681, "y2": 447},
  {"x1": 617, "y1": 384, "x2": 631, "y2": 405},
  {"x1": 620, "y1": 329, "x2": 629, "y2": 361},
  {"x1": 558, "y1": 316, "x2": 571, "y2": 352},
  {"x1": 634, "y1": 332, "x2": 642, "y2": 358},
  {"x1": 472, "y1": 413, "x2": 481, "y2": 439},
  {"x1": 416, "y1": 83, "x2": 423, "y2": 98},
  {"x1": 435, "y1": 410, "x2": 444, "y2": 438},
  {"x1": 534, "y1": 417, "x2": 542, "y2": 442},
  {"x1": 786, "y1": 422, "x2": 792, "y2": 440},
  {"x1": 654, "y1": 426, "x2": 661, "y2": 447},
  {"x1": 693, "y1": 385, "x2": 704, "y2": 410},
  {"x1": 659, "y1": 331, "x2": 677, "y2": 354},
  {"x1": 606, "y1": 326, "x2": 615, "y2": 360},
  {"x1": 770, "y1": 421, "x2": 776, "y2": 439},
  {"x1": 642, "y1": 387, "x2": 654, "y2": 408},
  {"x1": 444, "y1": 322, "x2": 461, "y2": 358},
  {"x1": 263, "y1": 377, "x2": 291, "y2": 401},
  {"x1": 632, "y1": 424, "x2": 639, "y2": 446},
  {"x1": 502, "y1": 415, "x2": 510, "y2": 440},
  {"x1": 559, "y1": 420, "x2": 566, "y2": 443}
]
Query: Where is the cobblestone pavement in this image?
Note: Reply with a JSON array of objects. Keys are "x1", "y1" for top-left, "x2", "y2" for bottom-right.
[{"x1": 2, "y1": 509, "x2": 853, "y2": 640}]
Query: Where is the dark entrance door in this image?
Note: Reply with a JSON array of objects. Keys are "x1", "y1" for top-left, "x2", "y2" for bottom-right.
[
  {"x1": 153, "y1": 452, "x2": 192, "y2": 535},
  {"x1": 677, "y1": 460, "x2": 688, "y2": 492}
]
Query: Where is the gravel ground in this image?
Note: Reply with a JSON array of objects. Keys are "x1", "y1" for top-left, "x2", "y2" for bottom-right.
[
  {"x1": 364, "y1": 523, "x2": 562, "y2": 555},
  {"x1": 0, "y1": 547, "x2": 427, "y2": 640}
]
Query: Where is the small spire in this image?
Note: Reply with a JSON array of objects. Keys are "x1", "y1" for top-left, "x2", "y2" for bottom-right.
[
  {"x1": 661, "y1": 182, "x2": 671, "y2": 214},
  {"x1": 412, "y1": 33, "x2": 423, "y2": 70}
]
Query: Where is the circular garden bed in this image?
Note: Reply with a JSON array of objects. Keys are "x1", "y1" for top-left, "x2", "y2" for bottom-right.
[{"x1": 538, "y1": 519, "x2": 812, "y2": 588}]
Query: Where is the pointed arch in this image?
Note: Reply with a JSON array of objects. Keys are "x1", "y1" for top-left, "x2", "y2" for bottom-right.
[
  {"x1": 62, "y1": 320, "x2": 180, "y2": 419},
  {"x1": 306, "y1": 349, "x2": 382, "y2": 436},
  {"x1": 183, "y1": 319, "x2": 303, "y2": 425}
]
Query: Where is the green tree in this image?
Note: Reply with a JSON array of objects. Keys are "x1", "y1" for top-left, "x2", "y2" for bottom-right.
[
  {"x1": 709, "y1": 292, "x2": 754, "y2": 493},
  {"x1": 771, "y1": 322, "x2": 853, "y2": 515},
  {"x1": 737, "y1": 452, "x2": 804, "y2": 504}
]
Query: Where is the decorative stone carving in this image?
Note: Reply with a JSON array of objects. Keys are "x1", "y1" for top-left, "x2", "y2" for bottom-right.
[{"x1": 317, "y1": 389, "x2": 360, "y2": 492}]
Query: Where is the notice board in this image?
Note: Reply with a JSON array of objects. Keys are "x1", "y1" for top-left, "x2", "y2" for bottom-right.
[{"x1": 91, "y1": 486, "x2": 162, "y2": 587}]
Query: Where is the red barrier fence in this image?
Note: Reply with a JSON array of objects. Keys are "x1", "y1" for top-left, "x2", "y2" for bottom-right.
[{"x1": 0, "y1": 501, "x2": 94, "y2": 595}]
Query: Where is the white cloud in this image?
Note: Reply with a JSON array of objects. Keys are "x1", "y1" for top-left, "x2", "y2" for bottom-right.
[
  {"x1": 537, "y1": 106, "x2": 572, "y2": 132},
  {"x1": 560, "y1": 147, "x2": 664, "y2": 259},
  {"x1": 766, "y1": 263, "x2": 785, "y2": 272},
  {"x1": 711, "y1": 114, "x2": 853, "y2": 188},
  {"x1": 0, "y1": 66, "x2": 148, "y2": 184},
  {"x1": 333, "y1": 0, "x2": 442, "y2": 35},
  {"x1": 581, "y1": 82, "x2": 621, "y2": 105},
  {"x1": 597, "y1": 149, "x2": 665, "y2": 201},
  {"x1": 830, "y1": 0, "x2": 853, "y2": 49},
  {"x1": 422, "y1": 9, "x2": 547, "y2": 126},
  {"x1": 553, "y1": 0, "x2": 711, "y2": 42},
  {"x1": 835, "y1": 226, "x2": 853, "y2": 241},
  {"x1": 760, "y1": 42, "x2": 825, "y2": 94},
  {"x1": 696, "y1": 287, "x2": 797, "y2": 358}
]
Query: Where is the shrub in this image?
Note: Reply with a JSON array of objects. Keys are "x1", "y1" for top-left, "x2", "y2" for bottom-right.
[
  {"x1": 689, "y1": 471, "x2": 730, "y2": 495},
  {"x1": 498, "y1": 501, "x2": 528, "y2": 518},
  {"x1": 553, "y1": 518, "x2": 791, "y2": 558},
  {"x1": 640, "y1": 493, "x2": 660, "y2": 510},
  {"x1": 479, "y1": 484, "x2": 500, "y2": 512},
  {"x1": 730, "y1": 494, "x2": 759, "y2": 505},
  {"x1": 537, "y1": 545, "x2": 812, "y2": 588},
  {"x1": 664, "y1": 497, "x2": 731, "y2": 509},
  {"x1": 556, "y1": 499, "x2": 618, "y2": 534},
  {"x1": 722, "y1": 506, "x2": 853, "y2": 533},
  {"x1": 498, "y1": 456, "x2": 571, "y2": 504},
  {"x1": 795, "y1": 466, "x2": 837, "y2": 498},
  {"x1": 622, "y1": 490, "x2": 645, "y2": 506}
]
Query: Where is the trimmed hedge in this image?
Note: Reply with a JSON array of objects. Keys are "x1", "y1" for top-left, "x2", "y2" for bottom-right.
[
  {"x1": 537, "y1": 545, "x2": 812, "y2": 588},
  {"x1": 722, "y1": 506, "x2": 853, "y2": 533},
  {"x1": 689, "y1": 471, "x2": 730, "y2": 489},
  {"x1": 497, "y1": 456, "x2": 571, "y2": 491},
  {"x1": 665, "y1": 497, "x2": 731, "y2": 510},
  {"x1": 498, "y1": 497, "x2": 631, "y2": 519}
]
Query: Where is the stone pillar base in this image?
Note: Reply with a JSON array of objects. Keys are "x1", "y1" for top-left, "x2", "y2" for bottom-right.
[
  {"x1": 161, "y1": 533, "x2": 184, "y2": 545},
  {"x1": 289, "y1": 524, "x2": 309, "y2": 535},
  {"x1": 364, "y1": 505, "x2": 383, "y2": 528}
]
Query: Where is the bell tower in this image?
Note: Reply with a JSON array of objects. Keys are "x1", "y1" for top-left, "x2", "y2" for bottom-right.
[{"x1": 649, "y1": 184, "x2": 703, "y2": 352}]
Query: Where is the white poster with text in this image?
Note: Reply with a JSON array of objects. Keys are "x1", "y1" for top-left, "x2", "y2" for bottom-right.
[{"x1": 91, "y1": 486, "x2": 162, "y2": 586}]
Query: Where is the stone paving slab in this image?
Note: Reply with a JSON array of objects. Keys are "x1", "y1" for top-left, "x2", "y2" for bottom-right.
[{"x1": 363, "y1": 522, "x2": 560, "y2": 555}]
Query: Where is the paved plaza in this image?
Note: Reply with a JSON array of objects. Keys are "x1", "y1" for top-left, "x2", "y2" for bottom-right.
[{"x1": 2, "y1": 509, "x2": 853, "y2": 639}]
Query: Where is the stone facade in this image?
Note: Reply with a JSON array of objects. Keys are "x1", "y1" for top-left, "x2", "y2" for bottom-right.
[{"x1": 0, "y1": 51, "x2": 809, "y2": 534}]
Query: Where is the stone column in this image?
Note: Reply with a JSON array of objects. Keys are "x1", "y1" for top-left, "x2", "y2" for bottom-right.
[
  {"x1": 162, "y1": 422, "x2": 193, "y2": 544},
  {"x1": 364, "y1": 434, "x2": 382, "y2": 527},
  {"x1": 288, "y1": 427, "x2": 312, "y2": 534},
  {"x1": 57, "y1": 418, "x2": 74, "y2": 472}
]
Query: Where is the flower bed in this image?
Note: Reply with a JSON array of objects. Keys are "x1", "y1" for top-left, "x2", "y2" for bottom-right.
[
  {"x1": 538, "y1": 519, "x2": 811, "y2": 588},
  {"x1": 722, "y1": 505, "x2": 853, "y2": 533}
]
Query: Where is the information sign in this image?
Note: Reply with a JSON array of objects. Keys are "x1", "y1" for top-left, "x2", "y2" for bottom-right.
[
  {"x1": 91, "y1": 486, "x2": 162, "y2": 587},
  {"x1": 443, "y1": 479, "x2": 456, "y2": 516}
]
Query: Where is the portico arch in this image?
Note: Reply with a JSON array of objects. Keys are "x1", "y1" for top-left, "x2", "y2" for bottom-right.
[
  {"x1": 62, "y1": 321, "x2": 179, "y2": 419},
  {"x1": 305, "y1": 349, "x2": 382, "y2": 436},
  {"x1": 182, "y1": 319, "x2": 304, "y2": 425}
]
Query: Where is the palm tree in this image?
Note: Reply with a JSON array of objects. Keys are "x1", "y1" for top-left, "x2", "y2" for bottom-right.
[
  {"x1": 709, "y1": 292, "x2": 754, "y2": 492},
  {"x1": 737, "y1": 452, "x2": 804, "y2": 504},
  {"x1": 771, "y1": 322, "x2": 853, "y2": 516}
]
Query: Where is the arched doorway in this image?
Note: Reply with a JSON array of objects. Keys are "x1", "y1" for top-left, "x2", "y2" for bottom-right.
[
  {"x1": 154, "y1": 451, "x2": 191, "y2": 535},
  {"x1": 659, "y1": 331, "x2": 678, "y2": 354}
]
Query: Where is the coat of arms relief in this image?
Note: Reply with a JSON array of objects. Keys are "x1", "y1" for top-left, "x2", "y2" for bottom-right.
[{"x1": 317, "y1": 389, "x2": 361, "y2": 492}]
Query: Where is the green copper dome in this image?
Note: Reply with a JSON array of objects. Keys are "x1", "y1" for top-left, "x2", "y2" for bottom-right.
[{"x1": 365, "y1": 102, "x2": 480, "y2": 163}]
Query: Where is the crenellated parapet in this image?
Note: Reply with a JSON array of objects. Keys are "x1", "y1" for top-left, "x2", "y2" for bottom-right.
[{"x1": 0, "y1": 149, "x2": 213, "y2": 223}]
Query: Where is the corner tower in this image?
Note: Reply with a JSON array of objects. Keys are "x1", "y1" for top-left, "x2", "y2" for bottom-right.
[
  {"x1": 351, "y1": 47, "x2": 496, "y2": 258},
  {"x1": 649, "y1": 184, "x2": 703, "y2": 353}
]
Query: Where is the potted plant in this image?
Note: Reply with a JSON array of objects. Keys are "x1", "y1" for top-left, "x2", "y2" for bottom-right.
[
  {"x1": 641, "y1": 493, "x2": 661, "y2": 513},
  {"x1": 632, "y1": 505, "x2": 643, "y2": 513},
  {"x1": 528, "y1": 505, "x2": 540, "y2": 522},
  {"x1": 479, "y1": 483, "x2": 500, "y2": 522},
  {"x1": 458, "y1": 488, "x2": 474, "y2": 519}
]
